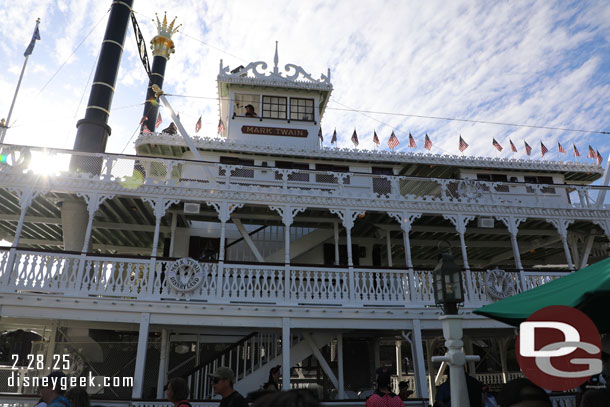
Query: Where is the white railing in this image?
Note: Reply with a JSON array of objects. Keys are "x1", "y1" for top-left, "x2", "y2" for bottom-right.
[
  {"x1": 1, "y1": 144, "x2": 608, "y2": 209},
  {"x1": 0, "y1": 249, "x2": 571, "y2": 307}
]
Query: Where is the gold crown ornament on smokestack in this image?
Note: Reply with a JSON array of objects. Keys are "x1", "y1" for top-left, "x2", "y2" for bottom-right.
[{"x1": 151, "y1": 12, "x2": 181, "y2": 59}]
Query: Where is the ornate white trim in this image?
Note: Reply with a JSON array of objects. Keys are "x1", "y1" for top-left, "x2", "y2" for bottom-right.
[
  {"x1": 388, "y1": 211, "x2": 422, "y2": 233},
  {"x1": 269, "y1": 205, "x2": 306, "y2": 226},
  {"x1": 330, "y1": 208, "x2": 366, "y2": 230},
  {"x1": 496, "y1": 216, "x2": 527, "y2": 236},
  {"x1": 547, "y1": 218, "x2": 575, "y2": 238},
  {"x1": 76, "y1": 192, "x2": 116, "y2": 215},
  {"x1": 142, "y1": 197, "x2": 180, "y2": 218},
  {"x1": 135, "y1": 134, "x2": 602, "y2": 175},
  {"x1": 218, "y1": 42, "x2": 332, "y2": 91},
  {"x1": 443, "y1": 214, "x2": 476, "y2": 235}
]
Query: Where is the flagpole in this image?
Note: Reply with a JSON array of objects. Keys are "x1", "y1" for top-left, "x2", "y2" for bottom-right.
[{"x1": 0, "y1": 18, "x2": 40, "y2": 145}]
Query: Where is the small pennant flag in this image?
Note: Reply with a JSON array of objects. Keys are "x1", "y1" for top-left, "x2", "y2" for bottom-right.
[
  {"x1": 588, "y1": 145, "x2": 596, "y2": 159},
  {"x1": 597, "y1": 150, "x2": 603, "y2": 166},
  {"x1": 139, "y1": 116, "x2": 148, "y2": 126},
  {"x1": 524, "y1": 140, "x2": 532, "y2": 156},
  {"x1": 195, "y1": 116, "x2": 202, "y2": 133},
  {"x1": 388, "y1": 131, "x2": 400, "y2": 149},
  {"x1": 458, "y1": 135, "x2": 469, "y2": 152},
  {"x1": 424, "y1": 134, "x2": 432, "y2": 151},
  {"x1": 373, "y1": 130, "x2": 380, "y2": 145},
  {"x1": 510, "y1": 139, "x2": 517, "y2": 153},
  {"x1": 218, "y1": 119, "x2": 225, "y2": 134},
  {"x1": 331, "y1": 129, "x2": 337, "y2": 144},
  {"x1": 492, "y1": 138, "x2": 503, "y2": 152},
  {"x1": 540, "y1": 141, "x2": 549, "y2": 157},
  {"x1": 351, "y1": 129, "x2": 359, "y2": 147},
  {"x1": 155, "y1": 113, "x2": 162, "y2": 129},
  {"x1": 558, "y1": 142, "x2": 566, "y2": 153},
  {"x1": 318, "y1": 128, "x2": 323, "y2": 142},
  {"x1": 142, "y1": 125, "x2": 152, "y2": 134},
  {"x1": 24, "y1": 22, "x2": 41, "y2": 57},
  {"x1": 573, "y1": 144, "x2": 581, "y2": 157},
  {"x1": 408, "y1": 133, "x2": 416, "y2": 148}
]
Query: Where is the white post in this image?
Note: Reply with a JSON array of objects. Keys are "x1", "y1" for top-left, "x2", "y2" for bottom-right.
[
  {"x1": 284, "y1": 212, "x2": 291, "y2": 302},
  {"x1": 43, "y1": 322, "x2": 58, "y2": 373},
  {"x1": 156, "y1": 328, "x2": 169, "y2": 399},
  {"x1": 595, "y1": 159, "x2": 610, "y2": 207},
  {"x1": 132, "y1": 312, "x2": 151, "y2": 399},
  {"x1": 395, "y1": 339, "x2": 403, "y2": 377},
  {"x1": 580, "y1": 234, "x2": 595, "y2": 269},
  {"x1": 169, "y1": 212, "x2": 177, "y2": 257},
  {"x1": 4, "y1": 189, "x2": 36, "y2": 285},
  {"x1": 334, "y1": 222, "x2": 340, "y2": 265},
  {"x1": 345, "y1": 223, "x2": 355, "y2": 302},
  {"x1": 386, "y1": 229, "x2": 393, "y2": 267},
  {"x1": 216, "y1": 218, "x2": 227, "y2": 299},
  {"x1": 443, "y1": 215, "x2": 475, "y2": 302},
  {"x1": 551, "y1": 219, "x2": 575, "y2": 271},
  {"x1": 498, "y1": 217, "x2": 527, "y2": 290},
  {"x1": 282, "y1": 317, "x2": 291, "y2": 390},
  {"x1": 498, "y1": 337, "x2": 508, "y2": 384},
  {"x1": 337, "y1": 333, "x2": 345, "y2": 399},
  {"x1": 431, "y1": 316, "x2": 480, "y2": 407}
]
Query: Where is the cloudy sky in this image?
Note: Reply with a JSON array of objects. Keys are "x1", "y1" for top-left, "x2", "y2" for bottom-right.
[{"x1": 1, "y1": 0, "x2": 609, "y2": 163}]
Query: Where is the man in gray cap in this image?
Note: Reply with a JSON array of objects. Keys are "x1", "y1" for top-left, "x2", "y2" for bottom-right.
[{"x1": 210, "y1": 366, "x2": 248, "y2": 407}]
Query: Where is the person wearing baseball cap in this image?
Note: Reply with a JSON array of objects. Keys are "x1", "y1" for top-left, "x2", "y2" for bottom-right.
[
  {"x1": 210, "y1": 366, "x2": 247, "y2": 407},
  {"x1": 40, "y1": 371, "x2": 71, "y2": 407}
]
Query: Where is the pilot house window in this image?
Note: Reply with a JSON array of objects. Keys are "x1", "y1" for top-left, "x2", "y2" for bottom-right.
[
  {"x1": 262, "y1": 96, "x2": 287, "y2": 119},
  {"x1": 290, "y1": 98, "x2": 315, "y2": 121}
]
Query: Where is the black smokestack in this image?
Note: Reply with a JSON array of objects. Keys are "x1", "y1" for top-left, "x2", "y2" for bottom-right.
[
  {"x1": 71, "y1": 0, "x2": 134, "y2": 168},
  {"x1": 141, "y1": 13, "x2": 180, "y2": 133}
]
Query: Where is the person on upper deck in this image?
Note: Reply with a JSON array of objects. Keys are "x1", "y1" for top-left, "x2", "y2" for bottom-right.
[{"x1": 244, "y1": 104, "x2": 257, "y2": 117}]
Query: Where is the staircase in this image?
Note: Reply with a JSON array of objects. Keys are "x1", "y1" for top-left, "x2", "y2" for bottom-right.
[{"x1": 184, "y1": 332, "x2": 334, "y2": 399}]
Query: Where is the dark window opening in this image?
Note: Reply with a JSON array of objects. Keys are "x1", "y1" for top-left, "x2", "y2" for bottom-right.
[
  {"x1": 524, "y1": 175, "x2": 555, "y2": 194},
  {"x1": 274, "y1": 161, "x2": 309, "y2": 181},
  {"x1": 290, "y1": 97, "x2": 315, "y2": 121},
  {"x1": 262, "y1": 96, "x2": 287, "y2": 119},
  {"x1": 477, "y1": 173, "x2": 509, "y2": 192},
  {"x1": 315, "y1": 163, "x2": 351, "y2": 184},
  {"x1": 323, "y1": 243, "x2": 360, "y2": 266},
  {"x1": 372, "y1": 167, "x2": 393, "y2": 194},
  {"x1": 189, "y1": 236, "x2": 220, "y2": 261},
  {"x1": 219, "y1": 156, "x2": 254, "y2": 178}
]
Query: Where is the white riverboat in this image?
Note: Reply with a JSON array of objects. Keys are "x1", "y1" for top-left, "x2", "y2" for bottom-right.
[{"x1": 1, "y1": 3, "x2": 607, "y2": 407}]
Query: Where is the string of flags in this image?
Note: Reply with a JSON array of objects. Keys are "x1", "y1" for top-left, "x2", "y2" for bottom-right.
[{"x1": 319, "y1": 129, "x2": 604, "y2": 164}]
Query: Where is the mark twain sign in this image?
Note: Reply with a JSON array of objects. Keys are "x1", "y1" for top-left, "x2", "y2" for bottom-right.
[
  {"x1": 167, "y1": 258, "x2": 204, "y2": 292},
  {"x1": 241, "y1": 125, "x2": 308, "y2": 138}
]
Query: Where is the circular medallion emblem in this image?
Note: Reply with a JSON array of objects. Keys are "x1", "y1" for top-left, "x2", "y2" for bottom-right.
[
  {"x1": 167, "y1": 258, "x2": 204, "y2": 292},
  {"x1": 484, "y1": 267, "x2": 515, "y2": 300}
]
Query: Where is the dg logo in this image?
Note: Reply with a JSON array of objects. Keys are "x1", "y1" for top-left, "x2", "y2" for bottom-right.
[{"x1": 516, "y1": 305, "x2": 602, "y2": 391}]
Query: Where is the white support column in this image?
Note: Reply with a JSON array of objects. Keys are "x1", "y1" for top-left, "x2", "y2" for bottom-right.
[
  {"x1": 43, "y1": 322, "x2": 58, "y2": 373},
  {"x1": 156, "y1": 328, "x2": 169, "y2": 399},
  {"x1": 568, "y1": 236, "x2": 580, "y2": 270},
  {"x1": 132, "y1": 312, "x2": 151, "y2": 399},
  {"x1": 403, "y1": 320, "x2": 429, "y2": 401},
  {"x1": 330, "y1": 209, "x2": 364, "y2": 304},
  {"x1": 334, "y1": 222, "x2": 340, "y2": 265},
  {"x1": 337, "y1": 333, "x2": 345, "y2": 399},
  {"x1": 498, "y1": 337, "x2": 508, "y2": 384},
  {"x1": 549, "y1": 218, "x2": 575, "y2": 271},
  {"x1": 169, "y1": 212, "x2": 177, "y2": 257},
  {"x1": 395, "y1": 340, "x2": 403, "y2": 377},
  {"x1": 144, "y1": 198, "x2": 180, "y2": 258},
  {"x1": 580, "y1": 234, "x2": 595, "y2": 269},
  {"x1": 212, "y1": 202, "x2": 244, "y2": 301},
  {"x1": 386, "y1": 229, "x2": 393, "y2": 267},
  {"x1": 282, "y1": 317, "x2": 291, "y2": 391},
  {"x1": 443, "y1": 214, "x2": 475, "y2": 302},
  {"x1": 389, "y1": 212, "x2": 422, "y2": 302},
  {"x1": 424, "y1": 339, "x2": 435, "y2": 405},
  {"x1": 497, "y1": 216, "x2": 527, "y2": 290},
  {"x1": 270, "y1": 206, "x2": 305, "y2": 303}
]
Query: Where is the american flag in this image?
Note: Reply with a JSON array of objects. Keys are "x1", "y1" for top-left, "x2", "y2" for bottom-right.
[
  {"x1": 458, "y1": 135, "x2": 469, "y2": 152},
  {"x1": 388, "y1": 131, "x2": 400, "y2": 149},
  {"x1": 142, "y1": 125, "x2": 152, "y2": 134},
  {"x1": 573, "y1": 144, "x2": 581, "y2": 157},
  {"x1": 217, "y1": 119, "x2": 225, "y2": 134},
  {"x1": 331, "y1": 129, "x2": 337, "y2": 144},
  {"x1": 155, "y1": 113, "x2": 162, "y2": 129},
  {"x1": 558, "y1": 142, "x2": 566, "y2": 153},
  {"x1": 373, "y1": 130, "x2": 380, "y2": 145},
  {"x1": 195, "y1": 116, "x2": 202, "y2": 133},
  {"x1": 588, "y1": 145, "x2": 596, "y2": 159},
  {"x1": 424, "y1": 134, "x2": 432, "y2": 151},
  {"x1": 139, "y1": 116, "x2": 148, "y2": 126},
  {"x1": 540, "y1": 141, "x2": 549, "y2": 157},
  {"x1": 510, "y1": 139, "x2": 517, "y2": 153},
  {"x1": 524, "y1": 141, "x2": 532, "y2": 156},
  {"x1": 408, "y1": 133, "x2": 416, "y2": 148},
  {"x1": 318, "y1": 128, "x2": 323, "y2": 142},
  {"x1": 492, "y1": 138, "x2": 503, "y2": 152},
  {"x1": 597, "y1": 150, "x2": 603, "y2": 166},
  {"x1": 351, "y1": 130, "x2": 359, "y2": 147}
]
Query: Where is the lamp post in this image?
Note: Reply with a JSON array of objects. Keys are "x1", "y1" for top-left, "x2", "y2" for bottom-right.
[{"x1": 431, "y1": 242, "x2": 479, "y2": 407}]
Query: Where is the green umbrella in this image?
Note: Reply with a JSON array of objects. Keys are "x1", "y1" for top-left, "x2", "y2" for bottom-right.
[{"x1": 474, "y1": 257, "x2": 610, "y2": 333}]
